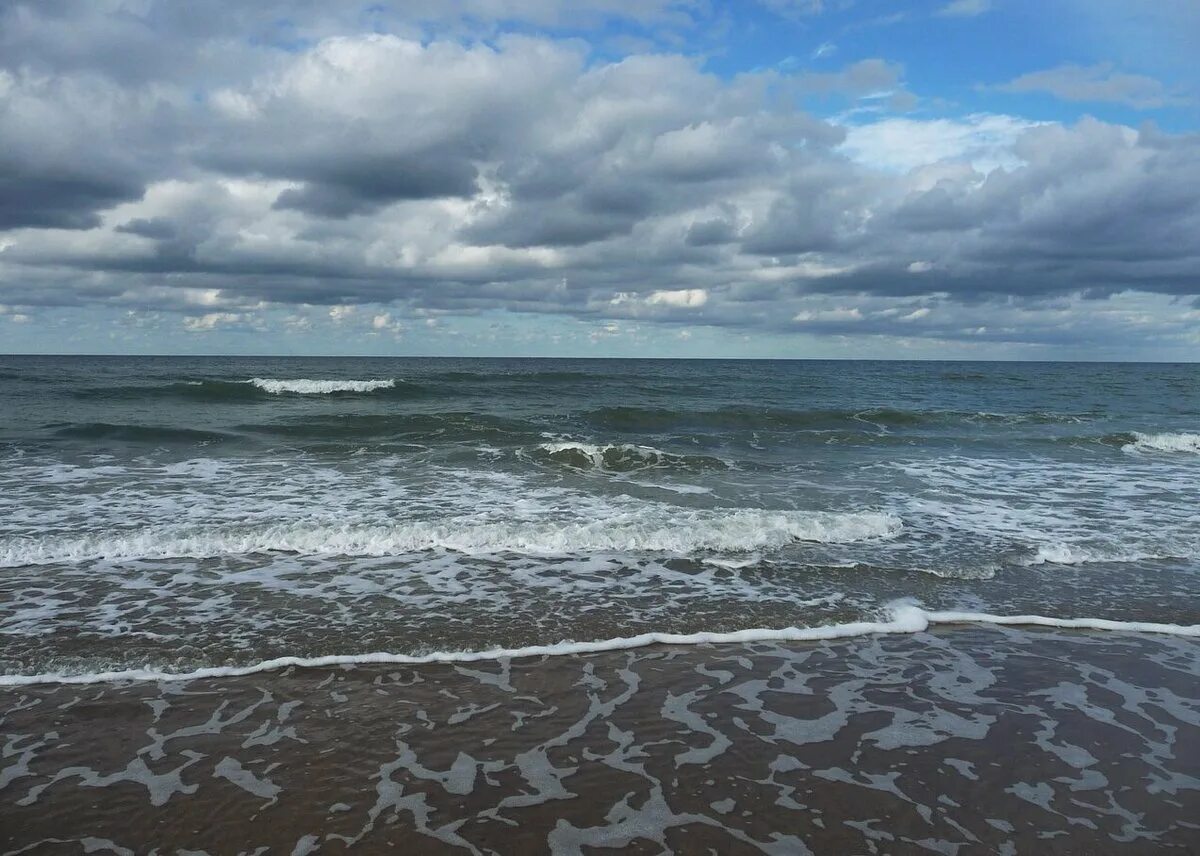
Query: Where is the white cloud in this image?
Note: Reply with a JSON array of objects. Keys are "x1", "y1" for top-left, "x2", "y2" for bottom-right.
[
  {"x1": 793, "y1": 307, "x2": 862, "y2": 322},
  {"x1": 646, "y1": 288, "x2": 708, "y2": 308},
  {"x1": 182, "y1": 312, "x2": 243, "y2": 331},
  {"x1": 937, "y1": 0, "x2": 992, "y2": 17},
  {"x1": 839, "y1": 113, "x2": 1042, "y2": 174}
]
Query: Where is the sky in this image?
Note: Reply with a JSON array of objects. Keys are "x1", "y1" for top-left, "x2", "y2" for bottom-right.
[{"x1": 0, "y1": 0, "x2": 1197, "y2": 359}]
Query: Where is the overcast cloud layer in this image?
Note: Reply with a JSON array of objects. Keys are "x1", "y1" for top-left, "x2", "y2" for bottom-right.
[{"x1": 1, "y1": 0, "x2": 1198, "y2": 357}]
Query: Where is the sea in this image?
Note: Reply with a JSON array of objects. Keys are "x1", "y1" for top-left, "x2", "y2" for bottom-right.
[{"x1": 1, "y1": 356, "x2": 1197, "y2": 853}]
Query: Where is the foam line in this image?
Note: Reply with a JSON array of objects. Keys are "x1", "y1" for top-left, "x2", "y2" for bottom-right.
[
  {"x1": 1, "y1": 606, "x2": 1195, "y2": 687},
  {"x1": 0, "y1": 509, "x2": 902, "y2": 567},
  {"x1": 923, "y1": 610, "x2": 1200, "y2": 635}
]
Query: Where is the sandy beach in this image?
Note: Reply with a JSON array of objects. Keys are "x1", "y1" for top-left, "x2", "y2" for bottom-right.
[{"x1": 4, "y1": 625, "x2": 1197, "y2": 854}]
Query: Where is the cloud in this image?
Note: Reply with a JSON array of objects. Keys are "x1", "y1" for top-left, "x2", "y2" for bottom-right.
[
  {"x1": 937, "y1": 0, "x2": 992, "y2": 17},
  {"x1": 997, "y1": 63, "x2": 1190, "y2": 110},
  {"x1": 838, "y1": 113, "x2": 1041, "y2": 174},
  {"x1": 0, "y1": 4, "x2": 1197, "y2": 356},
  {"x1": 182, "y1": 311, "x2": 245, "y2": 331},
  {"x1": 647, "y1": 288, "x2": 708, "y2": 308}
]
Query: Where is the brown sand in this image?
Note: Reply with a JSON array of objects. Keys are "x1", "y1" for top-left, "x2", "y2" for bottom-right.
[{"x1": 2, "y1": 625, "x2": 1198, "y2": 854}]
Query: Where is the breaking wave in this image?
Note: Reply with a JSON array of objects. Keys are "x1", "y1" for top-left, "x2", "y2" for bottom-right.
[
  {"x1": 1121, "y1": 431, "x2": 1200, "y2": 454},
  {"x1": 536, "y1": 441, "x2": 727, "y2": 472},
  {"x1": 247, "y1": 378, "x2": 396, "y2": 394},
  {"x1": 1025, "y1": 541, "x2": 1200, "y2": 566},
  {"x1": 0, "y1": 509, "x2": 901, "y2": 566}
]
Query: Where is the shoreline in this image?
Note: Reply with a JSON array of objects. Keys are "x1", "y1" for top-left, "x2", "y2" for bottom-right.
[
  {"x1": 4, "y1": 606, "x2": 1197, "y2": 688},
  {"x1": 4, "y1": 625, "x2": 1198, "y2": 854}
]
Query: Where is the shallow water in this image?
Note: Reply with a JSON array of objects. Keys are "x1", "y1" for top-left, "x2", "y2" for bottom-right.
[{"x1": 1, "y1": 357, "x2": 1198, "y2": 680}]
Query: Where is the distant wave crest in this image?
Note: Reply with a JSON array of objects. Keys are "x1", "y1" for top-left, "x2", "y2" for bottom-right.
[{"x1": 248, "y1": 378, "x2": 396, "y2": 394}]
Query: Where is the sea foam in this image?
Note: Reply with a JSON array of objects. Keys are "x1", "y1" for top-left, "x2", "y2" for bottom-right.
[
  {"x1": 0, "y1": 509, "x2": 902, "y2": 566},
  {"x1": 247, "y1": 378, "x2": 395, "y2": 394},
  {"x1": 537, "y1": 441, "x2": 726, "y2": 472},
  {"x1": 1026, "y1": 542, "x2": 1197, "y2": 566},
  {"x1": 2, "y1": 604, "x2": 1194, "y2": 687},
  {"x1": 1122, "y1": 432, "x2": 1200, "y2": 454}
]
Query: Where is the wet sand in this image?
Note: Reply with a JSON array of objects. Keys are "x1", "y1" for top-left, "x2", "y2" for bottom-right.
[{"x1": 2, "y1": 626, "x2": 1198, "y2": 855}]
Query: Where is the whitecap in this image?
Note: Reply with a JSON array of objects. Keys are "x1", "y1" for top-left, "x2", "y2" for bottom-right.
[
  {"x1": 0, "y1": 508, "x2": 902, "y2": 566},
  {"x1": 1122, "y1": 432, "x2": 1200, "y2": 454},
  {"x1": 247, "y1": 378, "x2": 395, "y2": 394}
]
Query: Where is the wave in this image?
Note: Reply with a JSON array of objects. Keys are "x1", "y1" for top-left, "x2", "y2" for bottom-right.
[
  {"x1": 0, "y1": 509, "x2": 901, "y2": 567},
  {"x1": 48, "y1": 422, "x2": 233, "y2": 444},
  {"x1": 68, "y1": 377, "x2": 423, "y2": 403},
  {"x1": 237, "y1": 411, "x2": 535, "y2": 442},
  {"x1": 1120, "y1": 431, "x2": 1200, "y2": 454},
  {"x1": 426, "y1": 369, "x2": 599, "y2": 383},
  {"x1": 536, "y1": 441, "x2": 728, "y2": 472},
  {"x1": 1025, "y1": 542, "x2": 1199, "y2": 566},
  {"x1": 584, "y1": 406, "x2": 1088, "y2": 433},
  {"x1": 3, "y1": 604, "x2": 1195, "y2": 687},
  {"x1": 247, "y1": 378, "x2": 395, "y2": 394}
]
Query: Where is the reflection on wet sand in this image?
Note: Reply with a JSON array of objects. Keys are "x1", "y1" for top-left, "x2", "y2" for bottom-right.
[{"x1": 3, "y1": 626, "x2": 1198, "y2": 854}]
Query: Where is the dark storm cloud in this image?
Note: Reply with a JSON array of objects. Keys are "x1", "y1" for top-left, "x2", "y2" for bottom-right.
[{"x1": 0, "y1": 1, "x2": 1197, "y2": 352}]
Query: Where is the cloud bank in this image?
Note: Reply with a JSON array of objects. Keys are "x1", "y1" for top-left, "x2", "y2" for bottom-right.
[{"x1": 0, "y1": 1, "x2": 1197, "y2": 356}]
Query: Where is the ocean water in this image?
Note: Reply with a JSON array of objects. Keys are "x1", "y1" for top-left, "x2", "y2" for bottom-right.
[{"x1": 1, "y1": 356, "x2": 1198, "y2": 682}]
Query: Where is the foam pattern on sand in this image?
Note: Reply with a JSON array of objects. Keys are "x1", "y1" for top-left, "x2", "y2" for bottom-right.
[{"x1": 3, "y1": 625, "x2": 1197, "y2": 853}]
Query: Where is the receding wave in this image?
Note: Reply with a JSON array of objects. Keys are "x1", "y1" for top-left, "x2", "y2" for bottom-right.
[
  {"x1": 247, "y1": 377, "x2": 396, "y2": 394},
  {"x1": 535, "y1": 441, "x2": 728, "y2": 472},
  {"x1": 4, "y1": 603, "x2": 1195, "y2": 686},
  {"x1": 0, "y1": 509, "x2": 901, "y2": 567},
  {"x1": 1119, "y1": 431, "x2": 1200, "y2": 454}
]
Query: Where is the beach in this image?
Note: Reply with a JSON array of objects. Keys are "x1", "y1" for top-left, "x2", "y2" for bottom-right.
[
  {"x1": 1, "y1": 356, "x2": 1198, "y2": 853},
  {"x1": 4, "y1": 626, "x2": 1198, "y2": 853}
]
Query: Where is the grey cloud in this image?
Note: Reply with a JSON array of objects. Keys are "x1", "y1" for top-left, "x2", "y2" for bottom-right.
[
  {"x1": 0, "y1": 71, "x2": 170, "y2": 229},
  {"x1": 270, "y1": 155, "x2": 480, "y2": 218},
  {"x1": 996, "y1": 63, "x2": 1190, "y2": 110},
  {"x1": 115, "y1": 217, "x2": 178, "y2": 240},
  {"x1": 792, "y1": 59, "x2": 906, "y2": 96},
  {"x1": 0, "y1": 169, "x2": 142, "y2": 230},
  {"x1": 0, "y1": 6, "x2": 1198, "y2": 353},
  {"x1": 685, "y1": 217, "x2": 739, "y2": 247}
]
